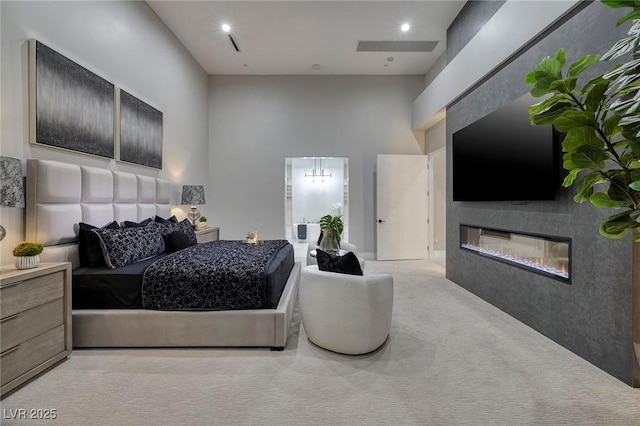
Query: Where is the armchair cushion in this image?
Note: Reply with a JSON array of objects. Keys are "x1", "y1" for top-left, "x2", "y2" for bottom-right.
[{"x1": 316, "y1": 249, "x2": 363, "y2": 276}]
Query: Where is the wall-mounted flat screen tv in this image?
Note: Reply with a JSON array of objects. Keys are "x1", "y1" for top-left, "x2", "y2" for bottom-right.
[{"x1": 452, "y1": 93, "x2": 560, "y2": 202}]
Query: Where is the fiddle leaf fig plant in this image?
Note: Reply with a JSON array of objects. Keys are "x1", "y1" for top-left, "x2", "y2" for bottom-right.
[{"x1": 525, "y1": 0, "x2": 640, "y2": 241}]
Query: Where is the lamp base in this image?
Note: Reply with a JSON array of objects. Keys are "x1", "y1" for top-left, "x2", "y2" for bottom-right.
[{"x1": 187, "y1": 206, "x2": 201, "y2": 227}]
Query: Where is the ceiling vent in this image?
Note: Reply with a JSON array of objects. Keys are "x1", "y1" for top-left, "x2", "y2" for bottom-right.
[{"x1": 356, "y1": 41, "x2": 438, "y2": 52}]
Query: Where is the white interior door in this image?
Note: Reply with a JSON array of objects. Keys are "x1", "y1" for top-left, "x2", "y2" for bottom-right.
[{"x1": 376, "y1": 154, "x2": 429, "y2": 260}]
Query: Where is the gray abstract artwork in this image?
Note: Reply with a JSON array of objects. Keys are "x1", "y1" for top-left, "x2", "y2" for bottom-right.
[
  {"x1": 0, "y1": 157, "x2": 25, "y2": 208},
  {"x1": 119, "y1": 90, "x2": 163, "y2": 169},
  {"x1": 34, "y1": 41, "x2": 114, "y2": 158}
]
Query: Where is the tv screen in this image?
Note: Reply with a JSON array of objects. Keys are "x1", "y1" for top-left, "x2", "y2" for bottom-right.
[{"x1": 452, "y1": 94, "x2": 560, "y2": 202}]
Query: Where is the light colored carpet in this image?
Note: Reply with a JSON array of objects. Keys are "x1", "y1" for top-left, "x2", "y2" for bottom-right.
[{"x1": 2, "y1": 260, "x2": 639, "y2": 425}]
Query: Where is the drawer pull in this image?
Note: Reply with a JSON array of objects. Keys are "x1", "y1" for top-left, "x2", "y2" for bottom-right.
[
  {"x1": 0, "y1": 344, "x2": 20, "y2": 357},
  {"x1": 0, "y1": 281, "x2": 22, "y2": 289},
  {"x1": 0, "y1": 312, "x2": 20, "y2": 323}
]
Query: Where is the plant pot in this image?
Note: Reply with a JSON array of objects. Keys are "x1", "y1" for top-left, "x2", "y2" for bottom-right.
[
  {"x1": 15, "y1": 254, "x2": 40, "y2": 270},
  {"x1": 198, "y1": 222, "x2": 207, "y2": 230}
]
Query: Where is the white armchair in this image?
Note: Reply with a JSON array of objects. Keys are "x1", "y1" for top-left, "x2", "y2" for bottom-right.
[{"x1": 299, "y1": 265, "x2": 394, "y2": 355}]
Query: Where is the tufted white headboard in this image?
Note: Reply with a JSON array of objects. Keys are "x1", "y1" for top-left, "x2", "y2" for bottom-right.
[{"x1": 26, "y1": 159, "x2": 172, "y2": 267}]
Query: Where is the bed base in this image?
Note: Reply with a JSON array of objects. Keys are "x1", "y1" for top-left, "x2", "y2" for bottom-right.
[{"x1": 72, "y1": 263, "x2": 300, "y2": 349}]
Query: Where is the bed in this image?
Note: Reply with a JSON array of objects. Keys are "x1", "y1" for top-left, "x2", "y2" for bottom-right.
[{"x1": 26, "y1": 159, "x2": 300, "y2": 349}]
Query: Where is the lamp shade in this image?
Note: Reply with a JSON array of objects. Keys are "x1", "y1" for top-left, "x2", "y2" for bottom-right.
[
  {"x1": 0, "y1": 156, "x2": 25, "y2": 208},
  {"x1": 181, "y1": 185, "x2": 205, "y2": 205}
]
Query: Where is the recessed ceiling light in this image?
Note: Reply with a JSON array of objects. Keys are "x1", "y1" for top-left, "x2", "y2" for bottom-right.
[
  {"x1": 222, "y1": 23, "x2": 231, "y2": 33},
  {"x1": 401, "y1": 23, "x2": 410, "y2": 32},
  {"x1": 311, "y1": 64, "x2": 322, "y2": 71}
]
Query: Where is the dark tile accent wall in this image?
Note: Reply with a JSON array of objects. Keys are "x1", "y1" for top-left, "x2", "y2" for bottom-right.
[
  {"x1": 446, "y1": 0, "x2": 505, "y2": 62},
  {"x1": 446, "y1": 1, "x2": 635, "y2": 384}
]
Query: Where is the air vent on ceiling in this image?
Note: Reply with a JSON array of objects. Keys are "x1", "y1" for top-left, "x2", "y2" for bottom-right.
[
  {"x1": 228, "y1": 34, "x2": 241, "y2": 52},
  {"x1": 356, "y1": 41, "x2": 438, "y2": 52}
]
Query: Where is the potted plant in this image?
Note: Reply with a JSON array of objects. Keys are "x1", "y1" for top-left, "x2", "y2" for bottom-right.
[
  {"x1": 525, "y1": 1, "x2": 640, "y2": 387},
  {"x1": 245, "y1": 232, "x2": 255, "y2": 244},
  {"x1": 525, "y1": 1, "x2": 640, "y2": 240},
  {"x1": 13, "y1": 241, "x2": 44, "y2": 270},
  {"x1": 198, "y1": 215, "x2": 208, "y2": 230},
  {"x1": 319, "y1": 214, "x2": 343, "y2": 254}
]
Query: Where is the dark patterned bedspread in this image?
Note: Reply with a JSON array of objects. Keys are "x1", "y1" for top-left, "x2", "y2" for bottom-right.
[{"x1": 142, "y1": 240, "x2": 290, "y2": 310}]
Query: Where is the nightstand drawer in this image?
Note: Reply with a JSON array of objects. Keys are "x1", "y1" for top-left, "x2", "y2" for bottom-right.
[
  {"x1": 0, "y1": 271, "x2": 64, "y2": 319},
  {"x1": 1, "y1": 298, "x2": 64, "y2": 350},
  {"x1": 1, "y1": 325, "x2": 65, "y2": 385}
]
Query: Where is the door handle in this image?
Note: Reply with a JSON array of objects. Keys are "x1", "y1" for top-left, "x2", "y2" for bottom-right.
[{"x1": 378, "y1": 219, "x2": 386, "y2": 223}]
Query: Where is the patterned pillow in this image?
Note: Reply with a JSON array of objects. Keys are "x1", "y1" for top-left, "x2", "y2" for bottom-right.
[
  {"x1": 153, "y1": 219, "x2": 197, "y2": 245},
  {"x1": 122, "y1": 217, "x2": 153, "y2": 228},
  {"x1": 78, "y1": 220, "x2": 120, "y2": 267},
  {"x1": 154, "y1": 215, "x2": 178, "y2": 224},
  {"x1": 154, "y1": 221, "x2": 180, "y2": 236},
  {"x1": 93, "y1": 223, "x2": 165, "y2": 269},
  {"x1": 177, "y1": 219, "x2": 198, "y2": 245}
]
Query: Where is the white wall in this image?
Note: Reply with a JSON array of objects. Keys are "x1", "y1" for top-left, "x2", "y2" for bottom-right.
[
  {"x1": 430, "y1": 148, "x2": 446, "y2": 251},
  {"x1": 0, "y1": 1, "x2": 209, "y2": 262},
  {"x1": 208, "y1": 75, "x2": 424, "y2": 253},
  {"x1": 425, "y1": 118, "x2": 446, "y2": 154},
  {"x1": 425, "y1": 119, "x2": 446, "y2": 253},
  {"x1": 423, "y1": 52, "x2": 446, "y2": 89}
]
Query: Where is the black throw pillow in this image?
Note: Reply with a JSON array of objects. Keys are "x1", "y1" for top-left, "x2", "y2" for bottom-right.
[
  {"x1": 316, "y1": 249, "x2": 363, "y2": 276},
  {"x1": 122, "y1": 217, "x2": 153, "y2": 228},
  {"x1": 177, "y1": 219, "x2": 198, "y2": 245},
  {"x1": 163, "y1": 231, "x2": 194, "y2": 253},
  {"x1": 154, "y1": 215, "x2": 178, "y2": 224},
  {"x1": 78, "y1": 220, "x2": 120, "y2": 267}
]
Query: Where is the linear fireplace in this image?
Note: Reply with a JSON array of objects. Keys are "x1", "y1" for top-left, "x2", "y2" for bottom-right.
[{"x1": 460, "y1": 225, "x2": 571, "y2": 283}]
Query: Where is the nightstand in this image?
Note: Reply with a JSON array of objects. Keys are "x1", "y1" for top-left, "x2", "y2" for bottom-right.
[
  {"x1": 195, "y1": 227, "x2": 220, "y2": 243},
  {"x1": 1, "y1": 262, "x2": 72, "y2": 397}
]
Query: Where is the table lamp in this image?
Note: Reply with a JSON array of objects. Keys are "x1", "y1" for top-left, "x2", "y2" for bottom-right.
[
  {"x1": 0, "y1": 156, "x2": 25, "y2": 241},
  {"x1": 181, "y1": 185, "x2": 205, "y2": 226}
]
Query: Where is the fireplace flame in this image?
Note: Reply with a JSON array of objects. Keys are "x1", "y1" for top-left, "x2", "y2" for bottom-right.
[{"x1": 461, "y1": 243, "x2": 569, "y2": 280}]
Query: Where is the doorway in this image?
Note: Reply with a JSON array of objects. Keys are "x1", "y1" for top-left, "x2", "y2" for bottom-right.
[{"x1": 285, "y1": 157, "x2": 349, "y2": 254}]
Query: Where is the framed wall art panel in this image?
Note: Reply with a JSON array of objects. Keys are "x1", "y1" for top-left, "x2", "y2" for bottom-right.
[
  {"x1": 29, "y1": 39, "x2": 115, "y2": 158},
  {"x1": 116, "y1": 89, "x2": 163, "y2": 169}
]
